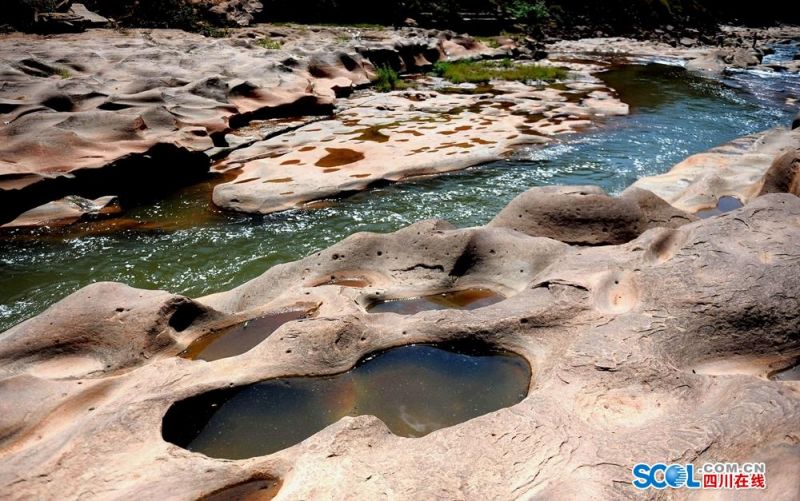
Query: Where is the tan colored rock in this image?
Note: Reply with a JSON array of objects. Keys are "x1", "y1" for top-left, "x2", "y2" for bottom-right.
[
  {"x1": 212, "y1": 74, "x2": 628, "y2": 214},
  {"x1": 187, "y1": 0, "x2": 263, "y2": 26},
  {"x1": 758, "y1": 148, "x2": 800, "y2": 197},
  {"x1": 0, "y1": 26, "x2": 498, "y2": 225},
  {"x1": 488, "y1": 185, "x2": 695, "y2": 245},
  {"x1": 0, "y1": 191, "x2": 798, "y2": 499},
  {"x1": 629, "y1": 126, "x2": 800, "y2": 213},
  {"x1": 0, "y1": 195, "x2": 120, "y2": 229}
]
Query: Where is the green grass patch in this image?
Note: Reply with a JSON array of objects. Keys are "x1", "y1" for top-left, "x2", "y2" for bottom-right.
[
  {"x1": 57, "y1": 68, "x2": 72, "y2": 79},
  {"x1": 256, "y1": 37, "x2": 283, "y2": 50},
  {"x1": 373, "y1": 65, "x2": 412, "y2": 92},
  {"x1": 198, "y1": 24, "x2": 230, "y2": 38},
  {"x1": 432, "y1": 60, "x2": 567, "y2": 85}
]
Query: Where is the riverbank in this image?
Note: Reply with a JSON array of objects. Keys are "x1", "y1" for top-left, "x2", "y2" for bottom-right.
[{"x1": 2, "y1": 24, "x2": 798, "y2": 229}]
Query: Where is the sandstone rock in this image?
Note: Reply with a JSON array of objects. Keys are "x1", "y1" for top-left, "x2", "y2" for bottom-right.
[
  {"x1": 66, "y1": 3, "x2": 108, "y2": 26},
  {"x1": 758, "y1": 148, "x2": 800, "y2": 196},
  {"x1": 212, "y1": 76, "x2": 628, "y2": 215},
  {"x1": 0, "y1": 190, "x2": 798, "y2": 499},
  {"x1": 631, "y1": 126, "x2": 800, "y2": 213},
  {"x1": 0, "y1": 26, "x2": 498, "y2": 225},
  {"x1": 488, "y1": 185, "x2": 695, "y2": 245},
  {"x1": 0, "y1": 195, "x2": 120, "y2": 229},
  {"x1": 187, "y1": 0, "x2": 263, "y2": 26}
]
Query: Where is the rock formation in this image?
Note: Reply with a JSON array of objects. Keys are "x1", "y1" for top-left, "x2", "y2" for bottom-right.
[
  {"x1": 0, "y1": 176, "x2": 798, "y2": 498},
  {"x1": 212, "y1": 79, "x2": 627, "y2": 214},
  {"x1": 630, "y1": 126, "x2": 800, "y2": 213}
]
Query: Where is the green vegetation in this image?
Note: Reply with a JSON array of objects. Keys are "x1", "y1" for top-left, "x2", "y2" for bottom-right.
[
  {"x1": 256, "y1": 37, "x2": 283, "y2": 49},
  {"x1": 505, "y1": 0, "x2": 550, "y2": 25},
  {"x1": 198, "y1": 23, "x2": 230, "y2": 38},
  {"x1": 374, "y1": 65, "x2": 411, "y2": 92},
  {"x1": 432, "y1": 59, "x2": 566, "y2": 84},
  {"x1": 57, "y1": 68, "x2": 72, "y2": 79}
]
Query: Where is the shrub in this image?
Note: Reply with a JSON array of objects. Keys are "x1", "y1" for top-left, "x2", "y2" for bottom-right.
[
  {"x1": 374, "y1": 64, "x2": 400, "y2": 92},
  {"x1": 506, "y1": 0, "x2": 550, "y2": 25},
  {"x1": 256, "y1": 37, "x2": 283, "y2": 49}
]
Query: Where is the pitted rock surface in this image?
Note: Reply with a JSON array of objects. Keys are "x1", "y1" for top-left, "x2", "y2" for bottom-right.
[{"x1": 0, "y1": 187, "x2": 798, "y2": 499}]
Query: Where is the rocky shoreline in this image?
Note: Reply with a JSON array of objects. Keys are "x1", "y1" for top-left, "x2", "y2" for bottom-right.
[
  {"x1": 2, "y1": 24, "x2": 799, "y2": 228},
  {"x1": 0, "y1": 151, "x2": 799, "y2": 499}
]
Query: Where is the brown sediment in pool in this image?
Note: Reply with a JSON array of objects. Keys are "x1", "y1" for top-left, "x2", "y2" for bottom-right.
[
  {"x1": 280, "y1": 159, "x2": 301, "y2": 165},
  {"x1": 769, "y1": 360, "x2": 800, "y2": 381},
  {"x1": 313, "y1": 275, "x2": 372, "y2": 287},
  {"x1": 180, "y1": 310, "x2": 307, "y2": 362},
  {"x1": 368, "y1": 288, "x2": 504, "y2": 314},
  {"x1": 199, "y1": 478, "x2": 282, "y2": 501},
  {"x1": 350, "y1": 174, "x2": 370, "y2": 179},
  {"x1": 298, "y1": 146, "x2": 315, "y2": 152},
  {"x1": 234, "y1": 177, "x2": 260, "y2": 184},
  {"x1": 315, "y1": 148, "x2": 365, "y2": 168},
  {"x1": 263, "y1": 177, "x2": 293, "y2": 183},
  {"x1": 352, "y1": 126, "x2": 391, "y2": 143},
  {"x1": 162, "y1": 340, "x2": 530, "y2": 459}
]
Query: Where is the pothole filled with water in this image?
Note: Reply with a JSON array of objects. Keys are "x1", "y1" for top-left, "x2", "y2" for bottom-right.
[
  {"x1": 695, "y1": 196, "x2": 744, "y2": 219},
  {"x1": 769, "y1": 361, "x2": 800, "y2": 381},
  {"x1": 200, "y1": 478, "x2": 281, "y2": 501},
  {"x1": 162, "y1": 341, "x2": 530, "y2": 459},
  {"x1": 180, "y1": 310, "x2": 307, "y2": 362},
  {"x1": 367, "y1": 288, "x2": 504, "y2": 314}
]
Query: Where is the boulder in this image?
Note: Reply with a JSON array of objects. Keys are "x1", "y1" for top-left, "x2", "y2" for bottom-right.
[
  {"x1": 1, "y1": 195, "x2": 121, "y2": 230},
  {"x1": 488, "y1": 185, "x2": 693, "y2": 245},
  {"x1": 758, "y1": 148, "x2": 800, "y2": 196}
]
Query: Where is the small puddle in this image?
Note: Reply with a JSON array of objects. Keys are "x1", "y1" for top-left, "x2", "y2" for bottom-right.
[
  {"x1": 769, "y1": 361, "x2": 800, "y2": 381},
  {"x1": 163, "y1": 341, "x2": 530, "y2": 459},
  {"x1": 314, "y1": 275, "x2": 371, "y2": 287},
  {"x1": 200, "y1": 478, "x2": 281, "y2": 501},
  {"x1": 368, "y1": 288, "x2": 504, "y2": 314},
  {"x1": 695, "y1": 196, "x2": 744, "y2": 219},
  {"x1": 352, "y1": 126, "x2": 391, "y2": 143},
  {"x1": 315, "y1": 148, "x2": 365, "y2": 168},
  {"x1": 180, "y1": 310, "x2": 307, "y2": 362}
]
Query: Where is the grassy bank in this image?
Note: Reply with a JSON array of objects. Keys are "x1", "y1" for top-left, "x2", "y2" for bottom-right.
[{"x1": 433, "y1": 59, "x2": 567, "y2": 84}]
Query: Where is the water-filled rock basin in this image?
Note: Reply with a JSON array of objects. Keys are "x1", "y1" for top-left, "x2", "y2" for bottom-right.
[
  {"x1": 695, "y1": 196, "x2": 744, "y2": 219},
  {"x1": 163, "y1": 342, "x2": 531, "y2": 459},
  {"x1": 180, "y1": 310, "x2": 307, "y2": 362},
  {"x1": 367, "y1": 288, "x2": 504, "y2": 314}
]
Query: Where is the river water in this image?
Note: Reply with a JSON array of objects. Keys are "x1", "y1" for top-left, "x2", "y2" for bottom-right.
[{"x1": 0, "y1": 61, "x2": 797, "y2": 332}]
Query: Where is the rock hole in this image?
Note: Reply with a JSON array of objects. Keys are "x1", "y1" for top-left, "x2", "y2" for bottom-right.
[{"x1": 162, "y1": 341, "x2": 530, "y2": 459}]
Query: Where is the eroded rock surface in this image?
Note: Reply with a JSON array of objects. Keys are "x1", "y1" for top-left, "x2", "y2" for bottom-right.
[
  {"x1": 0, "y1": 186, "x2": 798, "y2": 499},
  {"x1": 0, "y1": 26, "x2": 497, "y2": 224},
  {"x1": 548, "y1": 25, "x2": 800, "y2": 76},
  {"x1": 0, "y1": 195, "x2": 120, "y2": 229},
  {"x1": 212, "y1": 76, "x2": 628, "y2": 214},
  {"x1": 630, "y1": 126, "x2": 800, "y2": 213}
]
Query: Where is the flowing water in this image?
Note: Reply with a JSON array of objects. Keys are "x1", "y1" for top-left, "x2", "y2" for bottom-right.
[{"x1": 1, "y1": 62, "x2": 797, "y2": 332}]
